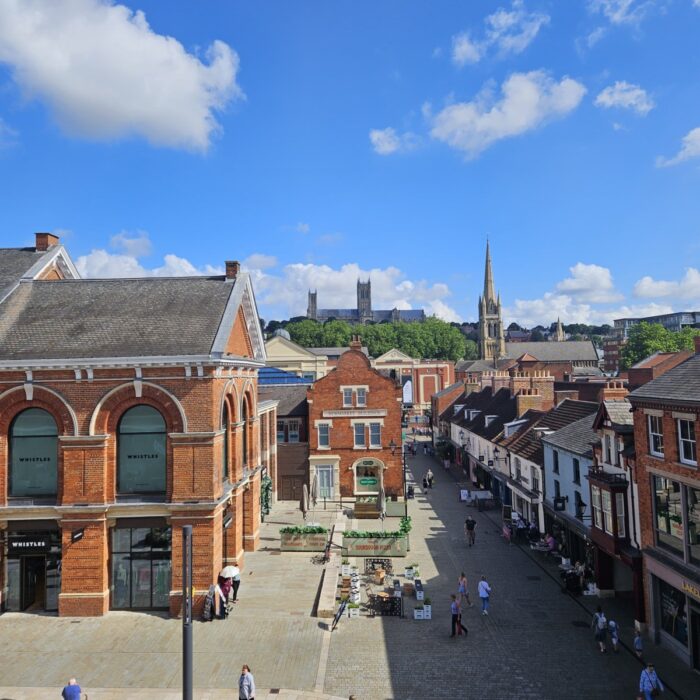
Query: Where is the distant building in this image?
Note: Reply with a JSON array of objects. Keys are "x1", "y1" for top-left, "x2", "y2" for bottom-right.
[
  {"x1": 478, "y1": 241, "x2": 506, "y2": 362},
  {"x1": 614, "y1": 311, "x2": 700, "y2": 339},
  {"x1": 306, "y1": 279, "x2": 425, "y2": 324},
  {"x1": 265, "y1": 333, "x2": 330, "y2": 380}
]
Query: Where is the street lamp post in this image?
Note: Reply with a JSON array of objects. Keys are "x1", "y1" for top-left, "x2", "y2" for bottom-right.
[
  {"x1": 389, "y1": 439, "x2": 408, "y2": 520},
  {"x1": 182, "y1": 525, "x2": 193, "y2": 700}
]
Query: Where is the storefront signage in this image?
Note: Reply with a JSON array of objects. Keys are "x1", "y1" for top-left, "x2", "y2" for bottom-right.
[
  {"x1": 9, "y1": 537, "x2": 51, "y2": 554},
  {"x1": 359, "y1": 477, "x2": 378, "y2": 486},
  {"x1": 682, "y1": 580, "x2": 700, "y2": 602},
  {"x1": 18, "y1": 456, "x2": 51, "y2": 463},
  {"x1": 323, "y1": 409, "x2": 388, "y2": 418},
  {"x1": 127, "y1": 453, "x2": 159, "y2": 460}
]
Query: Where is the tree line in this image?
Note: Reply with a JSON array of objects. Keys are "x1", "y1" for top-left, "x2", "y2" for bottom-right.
[{"x1": 620, "y1": 322, "x2": 700, "y2": 370}]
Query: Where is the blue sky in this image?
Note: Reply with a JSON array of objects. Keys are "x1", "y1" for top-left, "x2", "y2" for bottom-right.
[{"x1": 1, "y1": 0, "x2": 699, "y2": 326}]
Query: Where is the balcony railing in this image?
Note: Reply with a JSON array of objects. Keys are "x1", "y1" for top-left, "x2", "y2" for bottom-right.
[{"x1": 587, "y1": 466, "x2": 628, "y2": 486}]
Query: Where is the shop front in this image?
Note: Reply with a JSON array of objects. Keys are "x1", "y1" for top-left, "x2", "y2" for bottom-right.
[
  {"x1": 646, "y1": 555, "x2": 700, "y2": 670},
  {"x1": 3, "y1": 521, "x2": 61, "y2": 613},
  {"x1": 110, "y1": 519, "x2": 171, "y2": 611}
]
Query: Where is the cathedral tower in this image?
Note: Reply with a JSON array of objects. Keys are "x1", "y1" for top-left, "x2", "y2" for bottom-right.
[
  {"x1": 478, "y1": 241, "x2": 506, "y2": 362},
  {"x1": 357, "y1": 279, "x2": 372, "y2": 324},
  {"x1": 307, "y1": 289, "x2": 317, "y2": 320}
]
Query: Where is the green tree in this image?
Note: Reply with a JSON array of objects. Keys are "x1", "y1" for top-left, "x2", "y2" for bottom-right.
[
  {"x1": 463, "y1": 339, "x2": 478, "y2": 360},
  {"x1": 530, "y1": 329, "x2": 545, "y2": 342},
  {"x1": 286, "y1": 319, "x2": 323, "y2": 347},
  {"x1": 620, "y1": 322, "x2": 674, "y2": 369},
  {"x1": 321, "y1": 319, "x2": 352, "y2": 347},
  {"x1": 673, "y1": 326, "x2": 700, "y2": 352}
]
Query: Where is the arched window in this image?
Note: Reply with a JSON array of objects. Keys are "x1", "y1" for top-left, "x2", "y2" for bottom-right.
[
  {"x1": 117, "y1": 405, "x2": 166, "y2": 494},
  {"x1": 242, "y1": 400, "x2": 249, "y2": 468},
  {"x1": 9, "y1": 408, "x2": 58, "y2": 497},
  {"x1": 222, "y1": 403, "x2": 229, "y2": 482}
]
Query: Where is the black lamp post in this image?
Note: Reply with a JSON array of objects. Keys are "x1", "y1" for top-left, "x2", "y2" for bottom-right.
[{"x1": 389, "y1": 438, "x2": 408, "y2": 520}]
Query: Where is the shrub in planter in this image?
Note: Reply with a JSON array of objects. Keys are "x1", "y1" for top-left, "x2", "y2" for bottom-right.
[{"x1": 279, "y1": 525, "x2": 328, "y2": 535}]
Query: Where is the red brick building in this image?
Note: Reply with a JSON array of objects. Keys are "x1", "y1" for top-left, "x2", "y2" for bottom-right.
[
  {"x1": 0, "y1": 235, "x2": 275, "y2": 617},
  {"x1": 307, "y1": 339, "x2": 402, "y2": 502},
  {"x1": 628, "y1": 338, "x2": 700, "y2": 668}
]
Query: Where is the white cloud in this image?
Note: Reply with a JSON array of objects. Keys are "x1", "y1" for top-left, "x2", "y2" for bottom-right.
[
  {"x1": 0, "y1": 0, "x2": 242, "y2": 152},
  {"x1": 595, "y1": 81, "x2": 654, "y2": 115},
  {"x1": 633, "y1": 268, "x2": 700, "y2": 299},
  {"x1": 295, "y1": 222, "x2": 310, "y2": 234},
  {"x1": 588, "y1": 0, "x2": 656, "y2": 25},
  {"x1": 243, "y1": 254, "x2": 277, "y2": 270},
  {"x1": 430, "y1": 70, "x2": 586, "y2": 158},
  {"x1": 110, "y1": 230, "x2": 152, "y2": 258},
  {"x1": 656, "y1": 127, "x2": 700, "y2": 167},
  {"x1": 369, "y1": 127, "x2": 416, "y2": 155},
  {"x1": 555, "y1": 263, "x2": 623, "y2": 303},
  {"x1": 451, "y1": 1, "x2": 549, "y2": 66}
]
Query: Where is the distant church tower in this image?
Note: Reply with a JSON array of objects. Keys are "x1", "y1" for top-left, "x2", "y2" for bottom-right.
[
  {"x1": 554, "y1": 317, "x2": 566, "y2": 342},
  {"x1": 307, "y1": 290, "x2": 318, "y2": 321},
  {"x1": 478, "y1": 241, "x2": 506, "y2": 362},
  {"x1": 357, "y1": 279, "x2": 372, "y2": 324}
]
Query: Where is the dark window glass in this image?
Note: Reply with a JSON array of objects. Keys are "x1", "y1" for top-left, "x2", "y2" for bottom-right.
[
  {"x1": 222, "y1": 404, "x2": 229, "y2": 482},
  {"x1": 653, "y1": 475, "x2": 684, "y2": 556},
  {"x1": 686, "y1": 486, "x2": 700, "y2": 566},
  {"x1": 117, "y1": 405, "x2": 166, "y2": 494},
  {"x1": 573, "y1": 458, "x2": 580, "y2": 485},
  {"x1": 10, "y1": 408, "x2": 58, "y2": 497},
  {"x1": 553, "y1": 450, "x2": 559, "y2": 474},
  {"x1": 658, "y1": 579, "x2": 688, "y2": 647}
]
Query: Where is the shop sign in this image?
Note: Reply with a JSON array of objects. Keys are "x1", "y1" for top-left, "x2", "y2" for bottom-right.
[
  {"x1": 323, "y1": 409, "x2": 387, "y2": 418},
  {"x1": 9, "y1": 536, "x2": 51, "y2": 554},
  {"x1": 359, "y1": 477, "x2": 378, "y2": 486},
  {"x1": 682, "y1": 580, "x2": 700, "y2": 602}
]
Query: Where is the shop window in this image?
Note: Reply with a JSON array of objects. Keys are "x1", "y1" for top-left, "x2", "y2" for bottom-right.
[
  {"x1": 686, "y1": 486, "x2": 700, "y2": 566},
  {"x1": 111, "y1": 526, "x2": 171, "y2": 610},
  {"x1": 591, "y1": 485, "x2": 602, "y2": 529},
  {"x1": 318, "y1": 423, "x2": 330, "y2": 448},
  {"x1": 369, "y1": 422, "x2": 381, "y2": 447},
  {"x1": 615, "y1": 492, "x2": 626, "y2": 538},
  {"x1": 657, "y1": 578, "x2": 688, "y2": 648},
  {"x1": 648, "y1": 415, "x2": 664, "y2": 457},
  {"x1": 9, "y1": 408, "x2": 58, "y2": 498},
  {"x1": 553, "y1": 450, "x2": 559, "y2": 474},
  {"x1": 354, "y1": 423, "x2": 366, "y2": 448},
  {"x1": 117, "y1": 405, "x2": 166, "y2": 495},
  {"x1": 601, "y1": 490, "x2": 613, "y2": 534},
  {"x1": 677, "y1": 419, "x2": 697, "y2": 466},
  {"x1": 653, "y1": 475, "x2": 684, "y2": 556},
  {"x1": 355, "y1": 462, "x2": 379, "y2": 493},
  {"x1": 573, "y1": 458, "x2": 581, "y2": 485}
]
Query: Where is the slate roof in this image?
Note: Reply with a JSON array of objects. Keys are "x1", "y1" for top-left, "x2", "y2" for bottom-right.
[
  {"x1": 456, "y1": 358, "x2": 515, "y2": 373},
  {"x1": 0, "y1": 277, "x2": 235, "y2": 360},
  {"x1": 503, "y1": 341, "x2": 599, "y2": 363},
  {"x1": 433, "y1": 381, "x2": 463, "y2": 398},
  {"x1": 308, "y1": 346, "x2": 369, "y2": 357},
  {"x1": 0, "y1": 247, "x2": 48, "y2": 301},
  {"x1": 258, "y1": 384, "x2": 308, "y2": 417},
  {"x1": 629, "y1": 353, "x2": 700, "y2": 406},
  {"x1": 541, "y1": 414, "x2": 599, "y2": 458},
  {"x1": 603, "y1": 399, "x2": 633, "y2": 427},
  {"x1": 455, "y1": 388, "x2": 517, "y2": 441}
]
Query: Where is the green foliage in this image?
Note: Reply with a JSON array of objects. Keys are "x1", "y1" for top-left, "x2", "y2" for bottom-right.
[
  {"x1": 399, "y1": 516, "x2": 412, "y2": 535},
  {"x1": 619, "y1": 322, "x2": 700, "y2": 370},
  {"x1": 279, "y1": 525, "x2": 328, "y2": 535},
  {"x1": 530, "y1": 329, "x2": 545, "y2": 342},
  {"x1": 344, "y1": 530, "x2": 405, "y2": 538},
  {"x1": 463, "y1": 339, "x2": 478, "y2": 360}
]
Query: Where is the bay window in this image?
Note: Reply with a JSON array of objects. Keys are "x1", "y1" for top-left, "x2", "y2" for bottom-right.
[
  {"x1": 591, "y1": 485, "x2": 602, "y2": 529},
  {"x1": 615, "y1": 492, "x2": 626, "y2": 538},
  {"x1": 601, "y1": 490, "x2": 613, "y2": 534}
]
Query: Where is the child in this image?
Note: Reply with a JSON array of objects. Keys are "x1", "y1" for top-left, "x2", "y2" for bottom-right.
[
  {"x1": 634, "y1": 630, "x2": 644, "y2": 660},
  {"x1": 608, "y1": 618, "x2": 620, "y2": 653}
]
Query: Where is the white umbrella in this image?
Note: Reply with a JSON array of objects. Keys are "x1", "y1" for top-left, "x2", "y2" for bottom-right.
[
  {"x1": 220, "y1": 566, "x2": 240, "y2": 579},
  {"x1": 301, "y1": 483, "x2": 309, "y2": 520},
  {"x1": 378, "y1": 488, "x2": 386, "y2": 532},
  {"x1": 309, "y1": 472, "x2": 319, "y2": 521}
]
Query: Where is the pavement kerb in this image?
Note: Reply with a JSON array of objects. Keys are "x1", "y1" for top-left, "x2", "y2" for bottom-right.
[{"x1": 0, "y1": 688, "x2": 348, "y2": 700}]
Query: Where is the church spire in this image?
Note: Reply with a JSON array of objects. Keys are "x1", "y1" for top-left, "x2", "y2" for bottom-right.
[{"x1": 483, "y1": 239, "x2": 496, "y2": 303}]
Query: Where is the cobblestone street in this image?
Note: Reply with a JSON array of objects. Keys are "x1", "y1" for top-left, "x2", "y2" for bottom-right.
[{"x1": 0, "y1": 439, "x2": 698, "y2": 699}]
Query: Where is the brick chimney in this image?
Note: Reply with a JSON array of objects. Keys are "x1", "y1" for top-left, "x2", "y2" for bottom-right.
[
  {"x1": 225, "y1": 260, "x2": 240, "y2": 280},
  {"x1": 531, "y1": 370, "x2": 554, "y2": 410},
  {"x1": 516, "y1": 388, "x2": 543, "y2": 417},
  {"x1": 349, "y1": 335, "x2": 362, "y2": 351},
  {"x1": 601, "y1": 380, "x2": 628, "y2": 401},
  {"x1": 35, "y1": 232, "x2": 59, "y2": 251}
]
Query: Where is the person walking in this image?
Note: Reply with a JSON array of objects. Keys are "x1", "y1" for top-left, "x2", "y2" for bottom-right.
[
  {"x1": 426, "y1": 468, "x2": 434, "y2": 489},
  {"x1": 478, "y1": 575, "x2": 491, "y2": 615},
  {"x1": 465, "y1": 515, "x2": 477, "y2": 546},
  {"x1": 450, "y1": 594, "x2": 468, "y2": 637},
  {"x1": 634, "y1": 629, "x2": 644, "y2": 660},
  {"x1": 591, "y1": 606, "x2": 608, "y2": 653},
  {"x1": 61, "y1": 678, "x2": 82, "y2": 700},
  {"x1": 608, "y1": 618, "x2": 620, "y2": 653},
  {"x1": 457, "y1": 572, "x2": 472, "y2": 607},
  {"x1": 232, "y1": 563, "x2": 241, "y2": 603},
  {"x1": 639, "y1": 662, "x2": 664, "y2": 699},
  {"x1": 239, "y1": 664, "x2": 256, "y2": 700}
]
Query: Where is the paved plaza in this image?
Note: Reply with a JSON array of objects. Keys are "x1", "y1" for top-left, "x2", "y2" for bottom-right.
[{"x1": 1, "y1": 439, "x2": 698, "y2": 699}]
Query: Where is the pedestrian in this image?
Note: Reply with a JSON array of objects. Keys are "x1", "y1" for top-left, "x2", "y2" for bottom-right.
[
  {"x1": 639, "y1": 662, "x2": 664, "y2": 699},
  {"x1": 634, "y1": 630, "x2": 644, "y2": 660},
  {"x1": 478, "y1": 575, "x2": 491, "y2": 615},
  {"x1": 457, "y1": 572, "x2": 472, "y2": 607},
  {"x1": 591, "y1": 606, "x2": 608, "y2": 653},
  {"x1": 61, "y1": 678, "x2": 82, "y2": 700},
  {"x1": 450, "y1": 594, "x2": 468, "y2": 637},
  {"x1": 214, "y1": 576, "x2": 228, "y2": 619},
  {"x1": 232, "y1": 564, "x2": 241, "y2": 603},
  {"x1": 239, "y1": 664, "x2": 256, "y2": 700},
  {"x1": 464, "y1": 515, "x2": 477, "y2": 546},
  {"x1": 608, "y1": 618, "x2": 620, "y2": 653},
  {"x1": 426, "y1": 468, "x2": 434, "y2": 488}
]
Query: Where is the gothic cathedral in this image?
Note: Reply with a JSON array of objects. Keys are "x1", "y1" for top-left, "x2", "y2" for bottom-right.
[{"x1": 478, "y1": 241, "x2": 506, "y2": 362}]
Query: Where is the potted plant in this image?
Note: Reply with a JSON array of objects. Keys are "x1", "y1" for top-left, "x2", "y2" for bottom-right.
[
  {"x1": 348, "y1": 602, "x2": 360, "y2": 618},
  {"x1": 341, "y1": 558, "x2": 351, "y2": 576},
  {"x1": 411, "y1": 563, "x2": 420, "y2": 578},
  {"x1": 414, "y1": 604, "x2": 425, "y2": 620},
  {"x1": 404, "y1": 564, "x2": 414, "y2": 579},
  {"x1": 423, "y1": 596, "x2": 432, "y2": 619}
]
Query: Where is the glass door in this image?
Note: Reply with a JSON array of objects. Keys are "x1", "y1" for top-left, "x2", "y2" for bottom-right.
[{"x1": 317, "y1": 466, "x2": 334, "y2": 499}]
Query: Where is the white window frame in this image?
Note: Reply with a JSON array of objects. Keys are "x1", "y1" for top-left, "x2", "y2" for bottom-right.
[
  {"x1": 353, "y1": 422, "x2": 366, "y2": 448},
  {"x1": 369, "y1": 422, "x2": 381, "y2": 448},
  {"x1": 648, "y1": 414, "x2": 664, "y2": 457},
  {"x1": 592, "y1": 485, "x2": 602, "y2": 530},
  {"x1": 677, "y1": 418, "x2": 697, "y2": 466},
  {"x1": 276, "y1": 420, "x2": 285, "y2": 443},
  {"x1": 602, "y1": 490, "x2": 613, "y2": 535},
  {"x1": 317, "y1": 423, "x2": 330, "y2": 449},
  {"x1": 615, "y1": 492, "x2": 626, "y2": 538},
  {"x1": 356, "y1": 388, "x2": 367, "y2": 407},
  {"x1": 343, "y1": 388, "x2": 353, "y2": 408}
]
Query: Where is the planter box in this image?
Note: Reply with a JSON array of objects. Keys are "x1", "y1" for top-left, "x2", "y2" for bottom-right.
[
  {"x1": 404, "y1": 567, "x2": 414, "y2": 579},
  {"x1": 343, "y1": 536, "x2": 408, "y2": 558},
  {"x1": 414, "y1": 608, "x2": 425, "y2": 620},
  {"x1": 280, "y1": 532, "x2": 327, "y2": 552},
  {"x1": 348, "y1": 607, "x2": 360, "y2": 618},
  {"x1": 423, "y1": 604, "x2": 432, "y2": 619},
  {"x1": 341, "y1": 564, "x2": 351, "y2": 576}
]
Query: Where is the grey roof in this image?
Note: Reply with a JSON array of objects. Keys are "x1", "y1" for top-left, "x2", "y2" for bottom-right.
[
  {"x1": 603, "y1": 399, "x2": 633, "y2": 427},
  {"x1": 0, "y1": 247, "x2": 48, "y2": 301},
  {"x1": 456, "y1": 358, "x2": 514, "y2": 373},
  {"x1": 0, "y1": 277, "x2": 236, "y2": 360},
  {"x1": 629, "y1": 353, "x2": 700, "y2": 405},
  {"x1": 308, "y1": 346, "x2": 369, "y2": 357},
  {"x1": 258, "y1": 385, "x2": 308, "y2": 417},
  {"x1": 571, "y1": 365, "x2": 603, "y2": 376},
  {"x1": 542, "y1": 414, "x2": 599, "y2": 458},
  {"x1": 504, "y1": 341, "x2": 599, "y2": 362},
  {"x1": 434, "y1": 381, "x2": 463, "y2": 398}
]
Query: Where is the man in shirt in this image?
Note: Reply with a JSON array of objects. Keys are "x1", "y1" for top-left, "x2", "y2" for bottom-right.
[
  {"x1": 478, "y1": 575, "x2": 492, "y2": 615},
  {"x1": 61, "y1": 678, "x2": 82, "y2": 700},
  {"x1": 464, "y1": 516, "x2": 477, "y2": 546}
]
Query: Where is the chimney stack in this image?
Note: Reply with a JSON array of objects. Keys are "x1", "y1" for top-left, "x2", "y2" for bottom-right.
[
  {"x1": 349, "y1": 335, "x2": 362, "y2": 350},
  {"x1": 35, "y1": 232, "x2": 59, "y2": 251},
  {"x1": 225, "y1": 260, "x2": 240, "y2": 280}
]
